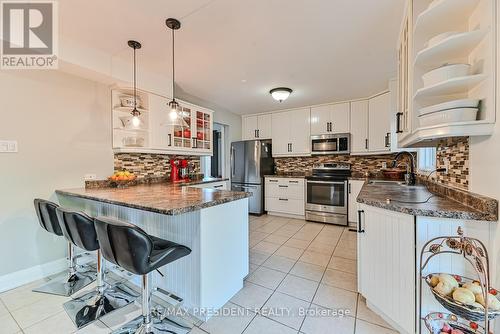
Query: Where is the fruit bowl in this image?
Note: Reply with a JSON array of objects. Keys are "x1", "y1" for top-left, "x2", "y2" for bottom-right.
[
  {"x1": 108, "y1": 172, "x2": 137, "y2": 188},
  {"x1": 425, "y1": 273, "x2": 500, "y2": 321},
  {"x1": 424, "y1": 312, "x2": 484, "y2": 334}
]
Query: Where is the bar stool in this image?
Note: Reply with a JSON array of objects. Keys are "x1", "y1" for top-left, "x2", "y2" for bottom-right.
[
  {"x1": 32, "y1": 199, "x2": 95, "y2": 296},
  {"x1": 94, "y1": 216, "x2": 192, "y2": 334},
  {"x1": 56, "y1": 208, "x2": 138, "y2": 328}
]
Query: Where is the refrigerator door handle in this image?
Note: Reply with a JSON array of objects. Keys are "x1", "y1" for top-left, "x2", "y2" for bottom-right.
[{"x1": 231, "y1": 146, "x2": 235, "y2": 177}]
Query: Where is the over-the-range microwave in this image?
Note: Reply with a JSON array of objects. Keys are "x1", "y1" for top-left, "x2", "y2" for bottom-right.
[{"x1": 311, "y1": 133, "x2": 350, "y2": 155}]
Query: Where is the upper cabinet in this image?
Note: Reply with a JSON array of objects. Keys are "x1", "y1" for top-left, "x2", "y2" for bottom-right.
[
  {"x1": 368, "y1": 92, "x2": 392, "y2": 153},
  {"x1": 350, "y1": 100, "x2": 369, "y2": 154},
  {"x1": 397, "y1": 0, "x2": 496, "y2": 147},
  {"x1": 310, "y1": 103, "x2": 350, "y2": 135},
  {"x1": 271, "y1": 108, "x2": 311, "y2": 157},
  {"x1": 242, "y1": 114, "x2": 272, "y2": 140},
  {"x1": 113, "y1": 88, "x2": 213, "y2": 156}
]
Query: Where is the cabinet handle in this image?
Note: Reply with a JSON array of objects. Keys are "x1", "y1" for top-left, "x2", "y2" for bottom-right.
[
  {"x1": 278, "y1": 185, "x2": 288, "y2": 188},
  {"x1": 357, "y1": 210, "x2": 365, "y2": 233},
  {"x1": 257, "y1": 129, "x2": 260, "y2": 138},
  {"x1": 326, "y1": 122, "x2": 329, "y2": 132},
  {"x1": 365, "y1": 139, "x2": 368, "y2": 150},
  {"x1": 385, "y1": 133, "x2": 391, "y2": 148},
  {"x1": 289, "y1": 180, "x2": 299, "y2": 184},
  {"x1": 192, "y1": 137, "x2": 198, "y2": 149},
  {"x1": 168, "y1": 134, "x2": 172, "y2": 147},
  {"x1": 348, "y1": 183, "x2": 351, "y2": 194},
  {"x1": 213, "y1": 185, "x2": 224, "y2": 189},
  {"x1": 269, "y1": 179, "x2": 278, "y2": 183},
  {"x1": 396, "y1": 112, "x2": 403, "y2": 134},
  {"x1": 254, "y1": 129, "x2": 258, "y2": 138},
  {"x1": 278, "y1": 198, "x2": 289, "y2": 201},
  {"x1": 330, "y1": 122, "x2": 333, "y2": 131},
  {"x1": 290, "y1": 143, "x2": 293, "y2": 152}
]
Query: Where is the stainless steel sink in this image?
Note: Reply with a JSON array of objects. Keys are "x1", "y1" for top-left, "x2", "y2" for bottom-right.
[{"x1": 367, "y1": 180, "x2": 407, "y2": 186}]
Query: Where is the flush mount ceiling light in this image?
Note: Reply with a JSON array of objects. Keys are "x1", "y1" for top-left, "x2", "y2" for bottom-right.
[
  {"x1": 128, "y1": 40, "x2": 142, "y2": 127},
  {"x1": 166, "y1": 18, "x2": 181, "y2": 121},
  {"x1": 270, "y1": 87, "x2": 293, "y2": 102}
]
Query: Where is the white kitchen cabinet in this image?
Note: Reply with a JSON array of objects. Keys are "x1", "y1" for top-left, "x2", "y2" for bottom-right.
[
  {"x1": 349, "y1": 100, "x2": 369, "y2": 154},
  {"x1": 265, "y1": 177, "x2": 305, "y2": 217},
  {"x1": 310, "y1": 103, "x2": 350, "y2": 135},
  {"x1": 188, "y1": 180, "x2": 229, "y2": 190},
  {"x1": 271, "y1": 108, "x2": 310, "y2": 157},
  {"x1": 368, "y1": 92, "x2": 391, "y2": 153},
  {"x1": 242, "y1": 114, "x2": 272, "y2": 140},
  {"x1": 357, "y1": 204, "x2": 415, "y2": 334},
  {"x1": 348, "y1": 180, "x2": 365, "y2": 223}
]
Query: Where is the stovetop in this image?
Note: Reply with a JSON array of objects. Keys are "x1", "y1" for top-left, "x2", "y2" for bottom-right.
[{"x1": 306, "y1": 163, "x2": 351, "y2": 181}]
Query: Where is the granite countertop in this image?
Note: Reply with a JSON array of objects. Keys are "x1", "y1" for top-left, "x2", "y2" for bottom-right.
[
  {"x1": 357, "y1": 181, "x2": 498, "y2": 221},
  {"x1": 56, "y1": 179, "x2": 250, "y2": 216},
  {"x1": 264, "y1": 174, "x2": 309, "y2": 178}
]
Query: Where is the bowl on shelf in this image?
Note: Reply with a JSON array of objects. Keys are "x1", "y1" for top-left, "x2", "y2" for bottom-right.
[
  {"x1": 122, "y1": 136, "x2": 145, "y2": 147},
  {"x1": 422, "y1": 64, "x2": 471, "y2": 87},
  {"x1": 419, "y1": 99, "x2": 480, "y2": 117},
  {"x1": 425, "y1": 273, "x2": 500, "y2": 321},
  {"x1": 418, "y1": 108, "x2": 478, "y2": 127},
  {"x1": 424, "y1": 312, "x2": 484, "y2": 334},
  {"x1": 120, "y1": 95, "x2": 142, "y2": 108}
]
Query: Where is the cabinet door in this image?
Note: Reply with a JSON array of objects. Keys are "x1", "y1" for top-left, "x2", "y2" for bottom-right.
[
  {"x1": 350, "y1": 101, "x2": 369, "y2": 153},
  {"x1": 348, "y1": 180, "x2": 364, "y2": 223},
  {"x1": 242, "y1": 116, "x2": 258, "y2": 140},
  {"x1": 257, "y1": 114, "x2": 272, "y2": 139},
  {"x1": 271, "y1": 111, "x2": 290, "y2": 156},
  {"x1": 149, "y1": 94, "x2": 170, "y2": 149},
  {"x1": 289, "y1": 108, "x2": 310, "y2": 155},
  {"x1": 330, "y1": 102, "x2": 350, "y2": 134},
  {"x1": 310, "y1": 105, "x2": 331, "y2": 135},
  {"x1": 368, "y1": 92, "x2": 391, "y2": 152}
]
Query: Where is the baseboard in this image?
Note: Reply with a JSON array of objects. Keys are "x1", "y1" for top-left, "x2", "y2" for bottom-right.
[
  {"x1": 267, "y1": 211, "x2": 305, "y2": 220},
  {"x1": 0, "y1": 257, "x2": 67, "y2": 293}
]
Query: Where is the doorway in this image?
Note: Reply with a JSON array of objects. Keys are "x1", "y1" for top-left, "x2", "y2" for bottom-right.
[{"x1": 201, "y1": 122, "x2": 226, "y2": 178}]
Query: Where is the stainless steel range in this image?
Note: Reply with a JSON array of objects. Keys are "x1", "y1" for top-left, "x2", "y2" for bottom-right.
[{"x1": 305, "y1": 163, "x2": 351, "y2": 226}]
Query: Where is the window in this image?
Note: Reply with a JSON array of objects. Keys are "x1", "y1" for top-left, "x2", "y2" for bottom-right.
[{"x1": 417, "y1": 147, "x2": 436, "y2": 172}]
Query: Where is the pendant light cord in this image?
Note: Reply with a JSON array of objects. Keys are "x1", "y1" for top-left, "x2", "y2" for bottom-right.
[
  {"x1": 133, "y1": 46, "x2": 137, "y2": 111},
  {"x1": 172, "y1": 27, "x2": 175, "y2": 101}
]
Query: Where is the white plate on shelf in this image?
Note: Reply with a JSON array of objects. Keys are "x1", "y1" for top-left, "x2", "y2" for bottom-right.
[
  {"x1": 418, "y1": 107, "x2": 478, "y2": 127},
  {"x1": 419, "y1": 99, "x2": 480, "y2": 116},
  {"x1": 427, "y1": 31, "x2": 460, "y2": 48},
  {"x1": 422, "y1": 64, "x2": 471, "y2": 87}
]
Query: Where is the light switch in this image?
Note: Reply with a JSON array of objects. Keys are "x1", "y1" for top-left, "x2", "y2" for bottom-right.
[{"x1": 0, "y1": 140, "x2": 18, "y2": 153}]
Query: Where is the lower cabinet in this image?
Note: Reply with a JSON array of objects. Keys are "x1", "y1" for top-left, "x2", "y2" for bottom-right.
[
  {"x1": 357, "y1": 204, "x2": 415, "y2": 334},
  {"x1": 348, "y1": 180, "x2": 365, "y2": 223},
  {"x1": 188, "y1": 181, "x2": 229, "y2": 190},
  {"x1": 265, "y1": 177, "x2": 305, "y2": 217}
]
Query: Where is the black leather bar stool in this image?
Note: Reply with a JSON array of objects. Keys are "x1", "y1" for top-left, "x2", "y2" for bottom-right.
[
  {"x1": 32, "y1": 199, "x2": 95, "y2": 296},
  {"x1": 56, "y1": 208, "x2": 138, "y2": 328},
  {"x1": 94, "y1": 216, "x2": 192, "y2": 334}
]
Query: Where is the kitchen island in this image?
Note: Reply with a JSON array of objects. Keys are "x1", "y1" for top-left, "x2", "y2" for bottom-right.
[{"x1": 56, "y1": 181, "x2": 251, "y2": 321}]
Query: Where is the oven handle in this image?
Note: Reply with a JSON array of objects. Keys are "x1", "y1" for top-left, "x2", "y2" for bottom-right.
[{"x1": 306, "y1": 180, "x2": 346, "y2": 185}]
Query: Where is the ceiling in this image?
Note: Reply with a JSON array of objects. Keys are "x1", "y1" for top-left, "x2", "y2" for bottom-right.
[{"x1": 60, "y1": 0, "x2": 405, "y2": 115}]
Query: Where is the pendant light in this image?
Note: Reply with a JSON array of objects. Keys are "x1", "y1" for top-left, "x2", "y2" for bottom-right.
[
  {"x1": 128, "y1": 40, "x2": 142, "y2": 127},
  {"x1": 166, "y1": 18, "x2": 181, "y2": 121},
  {"x1": 270, "y1": 87, "x2": 293, "y2": 102}
]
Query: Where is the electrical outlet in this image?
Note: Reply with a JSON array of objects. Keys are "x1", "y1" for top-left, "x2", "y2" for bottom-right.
[
  {"x1": 382, "y1": 162, "x2": 387, "y2": 169},
  {"x1": 444, "y1": 164, "x2": 449, "y2": 174},
  {"x1": 0, "y1": 140, "x2": 18, "y2": 153},
  {"x1": 84, "y1": 174, "x2": 97, "y2": 181}
]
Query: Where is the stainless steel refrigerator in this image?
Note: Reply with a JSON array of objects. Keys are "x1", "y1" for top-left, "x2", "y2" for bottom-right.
[{"x1": 231, "y1": 140, "x2": 273, "y2": 214}]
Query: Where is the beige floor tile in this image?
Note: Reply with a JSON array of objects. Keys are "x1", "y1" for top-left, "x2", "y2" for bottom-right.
[
  {"x1": 262, "y1": 255, "x2": 296, "y2": 273},
  {"x1": 243, "y1": 315, "x2": 297, "y2": 334},
  {"x1": 355, "y1": 319, "x2": 397, "y2": 334},
  {"x1": 274, "y1": 246, "x2": 304, "y2": 261},
  {"x1": 321, "y1": 269, "x2": 357, "y2": 292},
  {"x1": 279, "y1": 224, "x2": 302, "y2": 233},
  {"x1": 252, "y1": 241, "x2": 281, "y2": 254},
  {"x1": 246, "y1": 267, "x2": 287, "y2": 290},
  {"x1": 100, "y1": 302, "x2": 141, "y2": 330},
  {"x1": 249, "y1": 263, "x2": 259, "y2": 275},
  {"x1": 283, "y1": 238, "x2": 310, "y2": 250},
  {"x1": 299, "y1": 250, "x2": 331, "y2": 267},
  {"x1": 272, "y1": 228, "x2": 297, "y2": 238},
  {"x1": 10, "y1": 294, "x2": 68, "y2": 329},
  {"x1": 75, "y1": 320, "x2": 111, "y2": 334},
  {"x1": 1, "y1": 285, "x2": 50, "y2": 312},
  {"x1": 328, "y1": 257, "x2": 357, "y2": 274},
  {"x1": 265, "y1": 234, "x2": 289, "y2": 245},
  {"x1": 249, "y1": 231, "x2": 269, "y2": 243},
  {"x1": 306, "y1": 242, "x2": 335, "y2": 256},
  {"x1": 337, "y1": 238, "x2": 357, "y2": 250},
  {"x1": 188, "y1": 327, "x2": 209, "y2": 334},
  {"x1": 230, "y1": 282, "x2": 273, "y2": 310},
  {"x1": 257, "y1": 222, "x2": 284, "y2": 234},
  {"x1": 333, "y1": 246, "x2": 357, "y2": 261},
  {"x1": 0, "y1": 314, "x2": 21, "y2": 334},
  {"x1": 291, "y1": 232, "x2": 317, "y2": 242},
  {"x1": 301, "y1": 305, "x2": 355, "y2": 334},
  {"x1": 289, "y1": 262, "x2": 326, "y2": 282},
  {"x1": 277, "y1": 275, "x2": 319, "y2": 302},
  {"x1": 356, "y1": 296, "x2": 392, "y2": 329},
  {"x1": 312, "y1": 284, "x2": 357, "y2": 315},
  {"x1": 249, "y1": 250, "x2": 271, "y2": 266},
  {"x1": 263, "y1": 292, "x2": 308, "y2": 330},
  {"x1": 200, "y1": 302, "x2": 255, "y2": 334},
  {"x1": 0, "y1": 300, "x2": 8, "y2": 317},
  {"x1": 23, "y1": 311, "x2": 76, "y2": 334}
]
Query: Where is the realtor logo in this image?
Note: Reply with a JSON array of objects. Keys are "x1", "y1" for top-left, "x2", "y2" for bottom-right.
[{"x1": 1, "y1": 1, "x2": 58, "y2": 69}]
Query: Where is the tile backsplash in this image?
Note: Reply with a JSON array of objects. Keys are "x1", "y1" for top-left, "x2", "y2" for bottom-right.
[
  {"x1": 114, "y1": 153, "x2": 200, "y2": 179},
  {"x1": 435, "y1": 137, "x2": 469, "y2": 190}
]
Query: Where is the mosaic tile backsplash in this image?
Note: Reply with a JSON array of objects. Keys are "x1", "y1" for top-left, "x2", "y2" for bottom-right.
[
  {"x1": 114, "y1": 153, "x2": 200, "y2": 179},
  {"x1": 274, "y1": 154, "x2": 404, "y2": 177},
  {"x1": 435, "y1": 137, "x2": 469, "y2": 190}
]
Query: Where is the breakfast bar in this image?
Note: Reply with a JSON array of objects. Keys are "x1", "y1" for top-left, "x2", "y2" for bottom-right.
[{"x1": 56, "y1": 182, "x2": 251, "y2": 321}]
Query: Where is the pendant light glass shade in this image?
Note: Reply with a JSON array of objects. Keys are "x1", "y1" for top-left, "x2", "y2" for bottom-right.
[
  {"x1": 128, "y1": 40, "x2": 142, "y2": 128},
  {"x1": 270, "y1": 87, "x2": 293, "y2": 102}
]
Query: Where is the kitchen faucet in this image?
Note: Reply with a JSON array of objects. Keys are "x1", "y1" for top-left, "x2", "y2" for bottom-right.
[{"x1": 391, "y1": 151, "x2": 416, "y2": 185}]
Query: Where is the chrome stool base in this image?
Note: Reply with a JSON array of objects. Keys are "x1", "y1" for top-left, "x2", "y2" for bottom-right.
[
  {"x1": 64, "y1": 282, "x2": 138, "y2": 328},
  {"x1": 112, "y1": 314, "x2": 191, "y2": 334},
  {"x1": 32, "y1": 271, "x2": 95, "y2": 297}
]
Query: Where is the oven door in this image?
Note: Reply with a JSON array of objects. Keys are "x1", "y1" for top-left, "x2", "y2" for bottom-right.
[{"x1": 306, "y1": 180, "x2": 348, "y2": 214}]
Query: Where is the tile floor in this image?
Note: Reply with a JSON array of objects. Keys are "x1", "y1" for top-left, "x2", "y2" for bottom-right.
[{"x1": 0, "y1": 215, "x2": 398, "y2": 334}]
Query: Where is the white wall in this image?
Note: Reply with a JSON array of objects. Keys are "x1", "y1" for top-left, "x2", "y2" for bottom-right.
[{"x1": 0, "y1": 70, "x2": 113, "y2": 278}]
